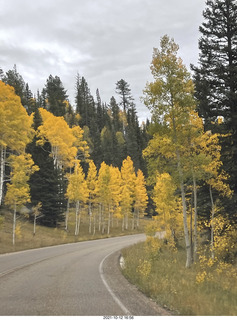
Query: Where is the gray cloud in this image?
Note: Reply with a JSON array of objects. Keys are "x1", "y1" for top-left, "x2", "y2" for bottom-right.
[{"x1": 0, "y1": 0, "x2": 206, "y2": 121}]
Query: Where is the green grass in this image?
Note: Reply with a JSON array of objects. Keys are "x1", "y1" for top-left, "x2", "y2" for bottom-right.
[
  {"x1": 121, "y1": 241, "x2": 237, "y2": 316},
  {"x1": 0, "y1": 208, "x2": 148, "y2": 254}
]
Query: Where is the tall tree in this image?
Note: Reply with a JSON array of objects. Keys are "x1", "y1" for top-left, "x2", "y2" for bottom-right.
[
  {"x1": 142, "y1": 35, "x2": 196, "y2": 268},
  {"x1": 120, "y1": 156, "x2": 136, "y2": 230},
  {"x1": 27, "y1": 108, "x2": 62, "y2": 227},
  {"x1": 116, "y1": 79, "x2": 134, "y2": 113},
  {"x1": 66, "y1": 160, "x2": 89, "y2": 235},
  {"x1": 191, "y1": 0, "x2": 237, "y2": 212},
  {"x1": 5, "y1": 153, "x2": 38, "y2": 244},
  {"x1": 0, "y1": 81, "x2": 33, "y2": 205},
  {"x1": 75, "y1": 74, "x2": 96, "y2": 128},
  {"x1": 2, "y1": 65, "x2": 26, "y2": 104},
  {"x1": 44, "y1": 75, "x2": 68, "y2": 117}
]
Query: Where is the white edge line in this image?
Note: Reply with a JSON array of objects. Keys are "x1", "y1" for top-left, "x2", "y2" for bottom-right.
[{"x1": 99, "y1": 251, "x2": 131, "y2": 315}]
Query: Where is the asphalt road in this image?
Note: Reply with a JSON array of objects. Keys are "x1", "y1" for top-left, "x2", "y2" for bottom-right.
[{"x1": 0, "y1": 234, "x2": 170, "y2": 316}]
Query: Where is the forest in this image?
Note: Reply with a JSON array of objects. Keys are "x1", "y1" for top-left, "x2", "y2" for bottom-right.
[{"x1": 0, "y1": 0, "x2": 237, "y2": 280}]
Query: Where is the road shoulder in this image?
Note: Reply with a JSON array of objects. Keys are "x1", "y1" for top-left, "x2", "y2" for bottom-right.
[{"x1": 102, "y1": 250, "x2": 172, "y2": 316}]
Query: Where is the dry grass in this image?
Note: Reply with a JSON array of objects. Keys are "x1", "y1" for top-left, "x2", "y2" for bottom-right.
[
  {"x1": 0, "y1": 207, "x2": 148, "y2": 254},
  {"x1": 121, "y1": 241, "x2": 237, "y2": 316}
]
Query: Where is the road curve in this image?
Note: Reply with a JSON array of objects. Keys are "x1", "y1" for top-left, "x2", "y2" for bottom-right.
[{"x1": 0, "y1": 234, "x2": 169, "y2": 316}]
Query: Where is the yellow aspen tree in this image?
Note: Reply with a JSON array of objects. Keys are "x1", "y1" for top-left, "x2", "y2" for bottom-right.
[
  {"x1": 37, "y1": 108, "x2": 77, "y2": 169},
  {"x1": 179, "y1": 111, "x2": 210, "y2": 260},
  {"x1": 86, "y1": 160, "x2": 98, "y2": 234},
  {"x1": 66, "y1": 161, "x2": 89, "y2": 235},
  {"x1": 108, "y1": 165, "x2": 122, "y2": 234},
  {"x1": 4, "y1": 153, "x2": 39, "y2": 245},
  {"x1": 142, "y1": 35, "x2": 196, "y2": 267},
  {"x1": 152, "y1": 172, "x2": 183, "y2": 250},
  {"x1": 0, "y1": 81, "x2": 33, "y2": 205},
  {"x1": 120, "y1": 156, "x2": 136, "y2": 230},
  {"x1": 71, "y1": 126, "x2": 90, "y2": 162},
  {"x1": 200, "y1": 133, "x2": 233, "y2": 259},
  {"x1": 97, "y1": 162, "x2": 111, "y2": 234},
  {"x1": 134, "y1": 169, "x2": 148, "y2": 229}
]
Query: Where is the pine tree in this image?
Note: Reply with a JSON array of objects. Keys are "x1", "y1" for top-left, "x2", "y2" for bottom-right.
[
  {"x1": 44, "y1": 75, "x2": 68, "y2": 117},
  {"x1": 27, "y1": 108, "x2": 62, "y2": 227},
  {"x1": 191, "y1": 0, "x2": 237, "y2": 212},
  {"x1": 116, "y1": 79, "x2": 134, "y2": 113},
  {"x1": 75, "y1": 74, "x2": 96, "y2": 128},
  {"x1": 2, "y1": 65, "x2": 26, "y2": 104}
]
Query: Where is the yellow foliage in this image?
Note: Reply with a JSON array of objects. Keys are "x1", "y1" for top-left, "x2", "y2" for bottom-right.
[
  {"x1": 15, "y1": 224, "x2": 22, "y2": 240},
  {"x1": 136, "y1": 259, "x2": 152, "y2": 278},
  {"x1": 0, "y1": 81, "x2": 33, "y2": 152},
  {"x1": 152, "y1": 172, "x2": 183, "y2": 248},
  {"x1": 86, "y1": 160, "x2": 98, "y2": 202},
  {"x1": 120, "y1": 156, "x2": 136, "y2": 211},
  {"x1": 5, "y1": 153, "x2": 39, "y2": 208},
  {"x1": 145, "y1": 236, "x2": 161, "y2": 258},
  {"x1": 66, "y1": 161, "x2": 89, "y2": 203},
  {"x1": 37, "y1": 108, "x2": 89, "y2": 168},
  {"x1": 134, "y1": 169, "x2": 148, "y2": 212},
  {"x1": 196, "y1": 271, "x2": 207, "y2": 284}
]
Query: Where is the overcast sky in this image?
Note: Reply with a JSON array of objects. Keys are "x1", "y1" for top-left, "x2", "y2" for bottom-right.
[{"x1": 0, "y1": 0, "x2": 206, "y2": 122}]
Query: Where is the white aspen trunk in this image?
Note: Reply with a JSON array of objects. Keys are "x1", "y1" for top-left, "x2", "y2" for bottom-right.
[
  {"x1": 209, "y1": 185, "x2": 215, "y2": 259},
  {"x1": 93, "y1": 211, "x2": 96, "y2": 236},
  {"x1": 98, "y1": 204, "x2": 101, "y2": 231},
  {"x1": 132, "y1": 209, "x2": 135, "y2": 230},
  {"x1": 122, "y1": 215, "x2": 125, "y2": 231},
  {"x1": 193, "y1": 173, "x2": 198, "y2": 261},
  {"x1": 33, "y1": 214, "x2": 36, "y2": 236},
  {"x1": 88, "y1": 201, "x2": 92, "y2": 234},
  {"x1": 125, "y1": 211, "x2": 128, "y2": 230},
  {"x1": 101, "y1": 204, "x2": 105, "y2": 234},
  {"x1": 171, "y1": 103, "x2": 191, "y2": 268},
  {"x1": 136, "y1": 208, "x2": 140, "y2": 229},
  {"x1": 107, "y1": 204, "x2": 111, "y2": 235},
  {"x1": 75, "y1": 200, "x2": 79, "y2": 235},
  {"x1": 13, "y1": 201, "x2": 16, "y2": 246},
  {"x1": 176, "y1": 148, "x2": 192, "y2": 267},
  {"x1": 0, "y1": 146, "x2": 6, "y2": 206},
  {"x1": 65, "y1": 198, "x2": 70, "y2": 231},
  {"x1": 180, "y1": 178, "x2": 192, "y2": 268},
  {"x1": 78, "y1": 212, "x2": 81, "y2": 235},
  {"x1": 111, "y1": 207, "x2": 114, "y2": 228}
]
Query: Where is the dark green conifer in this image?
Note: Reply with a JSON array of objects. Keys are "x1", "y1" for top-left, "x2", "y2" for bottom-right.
[
  {"x1": 192, "y1": 0, "x2": 237, "y2": 216},
  {"x1": 27, "y1": 108, "x2": 63, "y2": 227},
  {"x1": 45, "y1": 75, "x2": 68, "y2": 117}
]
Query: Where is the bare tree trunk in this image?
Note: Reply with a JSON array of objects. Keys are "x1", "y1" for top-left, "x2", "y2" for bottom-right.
[
  {"x1": 125, "y1": 211, "x2": 128, "y2": 230},
  {"x1": 98, "y1": 203, "x2": 101, "y2": 232},
  {"x1": 132, "y1": 209, "x2": 135, "y2": 230},
  {"x1": 65, "y1": 198, "x2": 70, "y2": 231},
  {"x1": 136, "y1": 208, "x2": 140, "y2": 229},
  {"x1": 193, "y1": 173, "x2": 198, "y2": 262},
  {"x1": 107, "y1": 204, "x2": 111, "y2": 235},
  {"x1": 75, "y1": 200, "x2": 80, "y2": 235},
  {"x1": 88, "y1": 201, "x2": 92, "y2": 234},
  {"x1": 93, "y1": 211, "x2": 96, "y2": 236},
  {"x1": 101, "y1": 205, "x2": 105, "y2": 234},
  {"x1": 122, "y1": 215, "x2": 125, "y2": 231},
  {"x1": 33, "y1": 213, "x2": 36, "y2": 236},
  {"x1": 180, "y1": 179, "x2": 192, "y2": 268},
  {"x1": 209, "y1": 185, "x2": 215, "y2": 259},
  {"x1": 176, "y1": 144, "x2": 192, "y2": 268},
  {"x1": 13, "y1": 201, "x2": 16, "y2": 246},
  {"x1": 0, "y1": 146, "x2": 6, "y2": 206}
]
